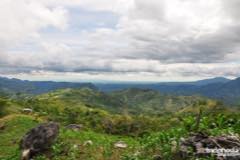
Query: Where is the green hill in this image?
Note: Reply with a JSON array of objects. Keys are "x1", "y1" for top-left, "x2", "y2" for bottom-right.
[
  {"x1": 34, "y1": 87, "x2": 214, "y2": 115},
  {"x1": 36, "y1": 88, "x2": 124, "y2": 114},
  {"x1": 110, "y1": 88, "x2": 212, "y2": 115}
]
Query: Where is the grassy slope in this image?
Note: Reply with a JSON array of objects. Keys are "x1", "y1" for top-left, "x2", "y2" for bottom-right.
[
  {"x1": 1, "y1": 110, "x2": 239, "y2": 160},
  {"x1": 0, "y1": 114, "x2": 139, "y2": 160},
  {"x1": 0, "y1": 115, "x2": 40, "y2": 159}
]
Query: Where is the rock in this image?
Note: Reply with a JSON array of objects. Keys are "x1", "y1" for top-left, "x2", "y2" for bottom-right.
[
  {"x1": 153, "y1": 154, "x2": 162, "y2": 160},
  {"x1": 179, "y1": 132, "x2": 240, "y2": 160},
  {"x1": 73, "y1": 144, "x2": 80, "y2": 149},
  {"x1": 83, "y1": 140, "x2": 93, "y2": 146},
  {"x1": 114, "y1": 141, "x2": 128, "y2": 149},
  {"x1": 20, "y1": 122, "x2": 59, "y2": 160},
  {"x1": 22, "y1": 108, "x2": 33, "y2": 114},
  {"x1": 66, "y1": 124, "x2": 83, "y2": 131}
]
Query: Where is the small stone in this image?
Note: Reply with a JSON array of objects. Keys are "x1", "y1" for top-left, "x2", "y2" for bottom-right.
[
  {"x1": 22, "y1": 108, "x2": 33, "y2": 114},
  {"x1": 66, "y1": 124, "x2": 83, "y2": 131},
  {"x1": 114, "y1": 141, "x2": 128, "y2": 149},
  {"x1": 73, "y1": 144, "x2": 80, "y2": 149},
  {"x1": 84, "y1": 140, "x2": 93, "y2": 146},
  {"x1": 153, "y1": 154, "x2": 162, "y2": 160},
  {"x1": 180, "y1": 137, "x2": 185, "y2": 142}
]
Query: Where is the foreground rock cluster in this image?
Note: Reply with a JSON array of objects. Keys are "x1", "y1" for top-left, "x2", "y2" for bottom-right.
[{"x1": 179, "y1": 132, "x2": 240, "y2": 160}]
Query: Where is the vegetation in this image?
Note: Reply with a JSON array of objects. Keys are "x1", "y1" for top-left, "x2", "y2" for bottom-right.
[
  {"x1": 27, "y1": 87, "x2": 213, "y2": 115},
  {"x1": 0, "y1": 87, "x2": 239, "y2": 160}
]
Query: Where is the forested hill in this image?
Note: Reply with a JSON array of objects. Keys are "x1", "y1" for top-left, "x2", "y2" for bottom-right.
[{"x1": 36, "y1": 87, "x2": 215, "y2": 115}]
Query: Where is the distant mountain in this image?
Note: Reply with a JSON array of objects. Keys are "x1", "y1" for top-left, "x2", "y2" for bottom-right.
[
  {"x1": 159, "y1": 77, "x2": 240, "y2": 104},
  {"x1": 192, "y1": 77, "x2": 230, "y2": 86},
  {"x1": 0, "y1": 77, "x2": 97, "y2": 95},
  {"x1": 151, "y1": 77, "x2": 230, "y2": 86},
  {"x1": 96, "y1": 77, "x2": 230, "y2": 92},
  {"x1": 95, "y1": 77, "x2": 240, "y2": 105},
  {"x1": 202, "y1": 77, "x2": 240, "y2": 104},
  {"x1": 1, "y1": 76, "x2": 240, "y2": 105}
]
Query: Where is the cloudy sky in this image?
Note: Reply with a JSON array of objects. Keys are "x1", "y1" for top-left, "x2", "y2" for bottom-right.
[{"x1": 1, "y1": 0, "x2": 240, "y2": 82}]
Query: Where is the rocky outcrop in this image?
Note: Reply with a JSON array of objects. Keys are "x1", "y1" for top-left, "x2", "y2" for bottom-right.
[
  {"x1": 20, "y1": 122, "x2": 59, "y2": 160},
  {"x1": 179, "y1": 132, "x2": 240, "y2": 160}
]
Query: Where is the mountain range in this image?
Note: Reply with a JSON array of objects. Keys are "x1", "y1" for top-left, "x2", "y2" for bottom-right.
[
  {"x1": 96, "y1": 77, "x2": 240, "y2": 104},
  {"x1": 0, "y1": 76, "x2": 96, "y2": 95},
  {"x1": 1, "y1": 76, "x2": 240, "y2": 104},
  {"x1": 96, "y1": 77, "x2": 230, "y2": 91}
]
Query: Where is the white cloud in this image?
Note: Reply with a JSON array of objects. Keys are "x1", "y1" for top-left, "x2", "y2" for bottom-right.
[
  {"x1": 1, "y1": 0, "x2": 240, "y2": 81},
  {"x1": 0, "y1": 0, "x2": 68, "y2": 46}
]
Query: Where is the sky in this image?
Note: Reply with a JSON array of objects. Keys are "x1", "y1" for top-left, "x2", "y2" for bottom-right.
[{"x1": 0, "y1": 0, "x2": 240, "y2": 82}]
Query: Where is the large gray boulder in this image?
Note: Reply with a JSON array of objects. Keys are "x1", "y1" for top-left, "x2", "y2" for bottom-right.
[{"x1": 20, "y1": 122, "x2": 59, "y2": 160}]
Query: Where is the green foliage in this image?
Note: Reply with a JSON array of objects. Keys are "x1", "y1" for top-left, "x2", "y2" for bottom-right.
[
  {"x1": 123, "y1": 111, "x2": 240, "y2": 160},
  {"x1": 0, "y1": 88, "x2": 239, "y2": 160},
  {"x1": 110, "y1": 88, "x2": 212, "y2": 115}
]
